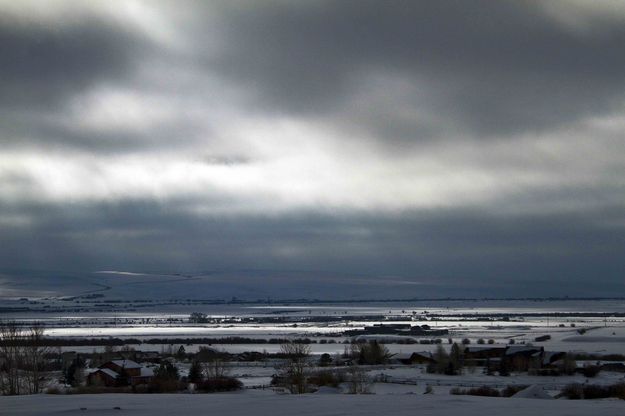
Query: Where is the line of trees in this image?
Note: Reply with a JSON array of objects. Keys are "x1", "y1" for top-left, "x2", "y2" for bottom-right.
[
  {"x1": 0, "y1": 321, "x2": 50, "y2": 395},
  {"x1": 427, "y1": 343, "x2": 464, "y2": 375},
  {"x1": 273, "y1": 341, "x2": 387, "y2": 394}
]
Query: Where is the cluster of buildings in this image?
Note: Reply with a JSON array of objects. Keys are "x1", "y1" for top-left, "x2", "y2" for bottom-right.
[
  {"x1": 395, "y1": 344, "x2": 568, "y2": 373},
  {"x1": 87, "y1": 360, "x2": 154, "y2": 387}
]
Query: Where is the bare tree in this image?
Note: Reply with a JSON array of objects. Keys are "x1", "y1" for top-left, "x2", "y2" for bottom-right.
[
  {"x1": 0, "y1": 321, "x2": 24, "y2": 395},
  {"x1": 347, "y1": 365, "x2": 371, "y2": 394},
  {"x1": 204, "y1": 358, "x2": 230, "y2": 380},
  {"x1": 23, "y1": 323, "x2": 49, "y2": 394},
  {"x1": 559, "y1": 352, "x2": 577, "y2": 375},
  {"x1": 0, "y1": 322, "x2": 51, "y2": 395},
  {"x1": 278, "y1": 343, "x2": 311, "y2": 394}
]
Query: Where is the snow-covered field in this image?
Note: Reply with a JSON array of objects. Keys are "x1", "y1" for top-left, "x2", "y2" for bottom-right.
[
  {"x1": 2, "y1": 391, "x2": 625, "y2": 416},
  {"x1": 3, "y1": 299, "x2": 625, "y2": 414},
  {"x1": 4, "y1": 298, "x2": 625, "y2": 357}
]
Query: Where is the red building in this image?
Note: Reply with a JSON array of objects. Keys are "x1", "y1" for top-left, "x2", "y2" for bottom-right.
[{"x1": 87, "y1": 360, "x2": 154, "y2": 387}]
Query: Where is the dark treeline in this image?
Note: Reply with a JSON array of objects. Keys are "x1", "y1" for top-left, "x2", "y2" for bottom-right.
[
  {"x1": 0, "y1": 337, "x2": 142, "y2": 347},
  {"x1": 3, "y1": 335, "x2": 461, "y2": 348},
  {"x1": 3, "y1": 336, "x2": 321, "y2": 347},
  {"x1": 426, "y1": 312, "x2": 625, "y2": 319}
]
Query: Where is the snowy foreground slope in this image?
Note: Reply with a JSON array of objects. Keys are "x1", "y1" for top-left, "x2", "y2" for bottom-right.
[{"x1": 1, "y1": 392, "x2": 624, "y2": 416}]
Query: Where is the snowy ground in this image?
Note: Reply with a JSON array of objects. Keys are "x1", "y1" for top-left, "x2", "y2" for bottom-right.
[
  {"x1": 2, "y1": 391, "x2": 625, "y2": 416},
  {"x1": 48, "y1": 321, "x2": 625, "y2": 355}
]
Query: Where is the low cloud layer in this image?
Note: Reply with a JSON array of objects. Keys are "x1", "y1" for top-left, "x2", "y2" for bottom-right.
[{"x1": 2, "y1": 0, "x2": 625, "y2": 297}]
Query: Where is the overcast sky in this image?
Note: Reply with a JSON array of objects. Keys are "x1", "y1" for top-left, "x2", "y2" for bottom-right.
[{"x1": 2, "y1": 0, "x2": 625, "y2": 297}]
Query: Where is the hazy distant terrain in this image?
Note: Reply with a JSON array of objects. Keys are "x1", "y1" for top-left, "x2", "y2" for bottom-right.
[{"x1": 0, "y1": 269, "x2": 498, "y2": 301}]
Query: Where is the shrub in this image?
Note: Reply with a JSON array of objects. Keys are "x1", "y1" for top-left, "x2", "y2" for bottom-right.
[
  {"x1": 560, "y1": 383, "x2": 625, "y2": 400},
  {"x1": 308, "y1": 370, "x2": 343, "y2": 388},
  {"x1": 45, "y1": 386, "x2": 64, "y2": 394},
  {"x1": 501, "y1": 385, "x2": 528, "y2": 397},
  {"x1": 571, "y1": 353, "x2": 625, "y2": 361},
  {"x1": 451, "y1": 386, "x2": 500, "y2": 397},
  {"x1": 612, "y1": 383, "x2": 625, "y2": 400},
  {"x1": 561, "y1": 383, "x2": 583, "y2": 399},
  {"x1": 196, "y1": 376, "x2": 242, "y2": 392},
  {"x1": 69, "y1": 385, "x2": 131, "y2": 394},
  {"x1": 148, "y1": 378, "x2": 181, "y2": 393},
  {"x1": 468, "y1": 386, "x2": 500, "y2": 397},
  {"x1": 583, "y1": 384, "x2": 611, "y2": 400},
  {"x1": 318, "y1": 353, "x2": 333, "y2": 367},
  {"x1": 581, "y1": 365, "x2": 600, "y2": 378}
]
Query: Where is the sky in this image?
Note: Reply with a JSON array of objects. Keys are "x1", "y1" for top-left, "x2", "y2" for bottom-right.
[{"x1": 1, "y1": 0, "x2": 625, "y2": 298}]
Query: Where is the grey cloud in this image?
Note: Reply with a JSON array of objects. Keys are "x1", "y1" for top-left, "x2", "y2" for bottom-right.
[
  {"x1": 206, "y1": 0, "x2": 625, "y2": 138},
  {"x1": 0, "y1": 113, "x2": 212, "y2": 154},
  {"x1": 1, "y1": 1, "x2": 625, "y2": 298},
  {"x1": 202, "y1": 155, "x2": 251, "y2": 166},
  {"x1": 0, "y1": 17, "x2": 150, "y2": 110},
  {"x1": 1, "y1": 197, "x2": 624, "y2": 297}
]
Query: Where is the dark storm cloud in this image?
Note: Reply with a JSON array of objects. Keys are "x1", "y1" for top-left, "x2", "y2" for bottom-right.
[
  {"x1": 0, "y1": 17, "x2": 150, "y2": 111},
  {"x1": 0, "y1": 113, "x2": 212, "y2": 154},
  {"x1": 208, "y1": 0, "x2": 625, "y2": 138},
  {"x1": 1, "y1": 198, "x2": 624, "y2": 297}
]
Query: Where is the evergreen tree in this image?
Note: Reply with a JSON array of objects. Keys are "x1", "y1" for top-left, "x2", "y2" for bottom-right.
[
  {"x1": 448, "y1": 343, "x2": 464, "y2": 375},
  {"x1": 155, "y1": 361, "x2": 180, "y2": 381},
  {"x1": 65, "y1": 356, "x2": 85, "y2": 387},
  {"x1": 117, "y1": 368, "x2": 130, "y2": 387},
  {"x1": 355, "y1": 341, "x2": 391, "y2": 365},
  {"x1": 177, "y1": 345, "x2": 186, "y2": 360},
  {"x1": 428, "y1": 344, "x2": 450, "y2": 374},
  {"x1": 188, "y1": 360, "x2": 204, "y2": 384}
]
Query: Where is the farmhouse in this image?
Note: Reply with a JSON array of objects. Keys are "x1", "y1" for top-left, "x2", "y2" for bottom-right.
[
  {"x1": 463, "y1": 345, "x2": 507, "y2": 365},
  {"x1": 503, "y1": 345, "x2": 544, "y2": 371},
  {"x1": 87, "y1": 359, "x2": 154, "y2": 387},
  {"x1": 395, "y1": 351, "x2": 436, "y2": 365},
  {"x1": 463, "y1": 345, "x2": 568, "y2": 372}
]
